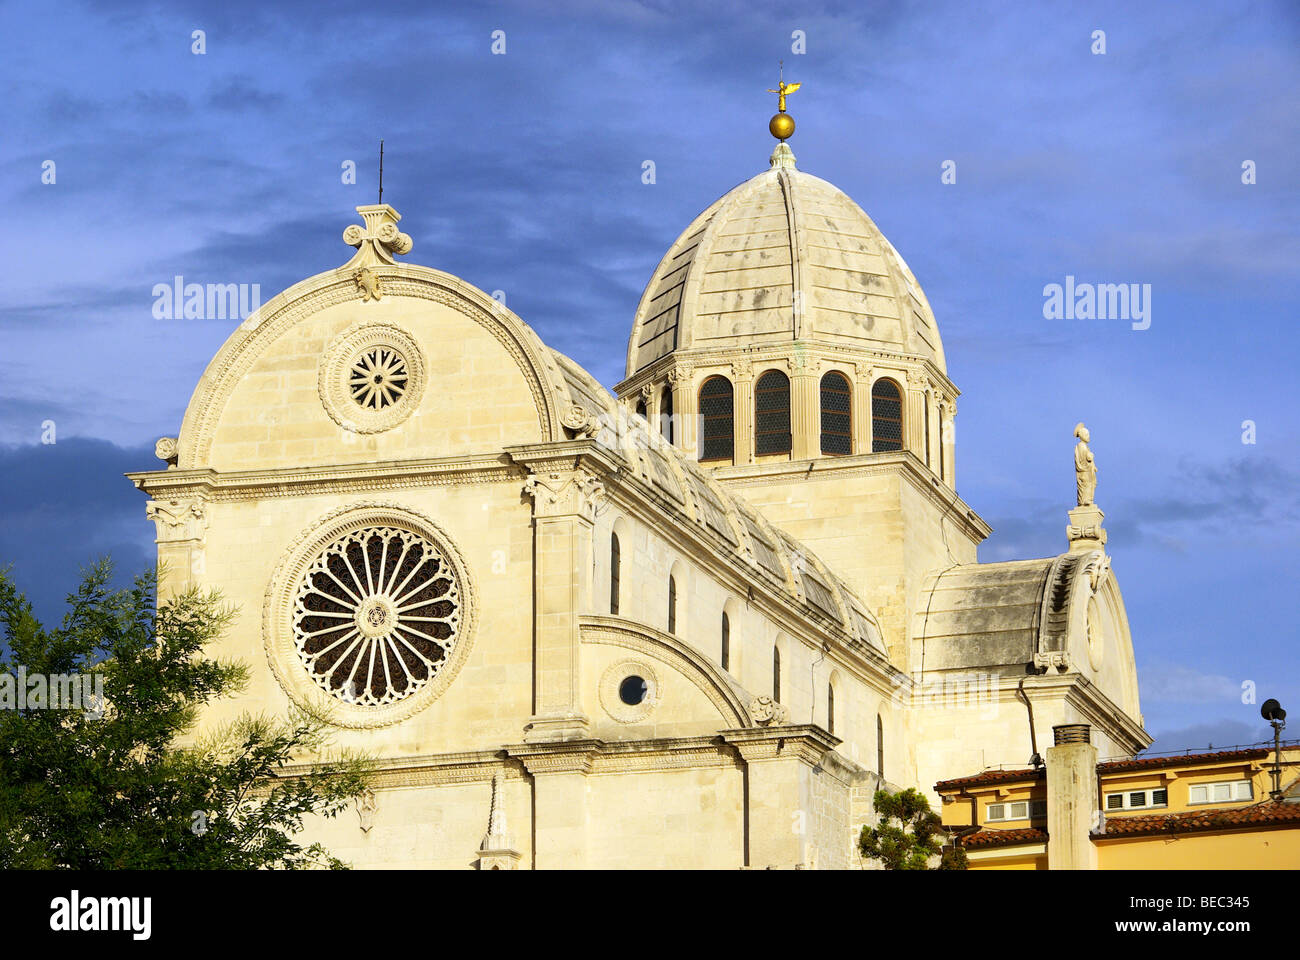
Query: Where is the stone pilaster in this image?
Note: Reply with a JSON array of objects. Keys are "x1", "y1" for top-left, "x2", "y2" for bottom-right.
[
  {"x1": 721, "y1": 724, "x2": 841, "y2": 868},
  {"x1": 791, "y1": 362, "x2": 818, "y2": 460},
  {"x1": 508, "y1": 740, "x2": 600, "y2": 868},
  {"x1": 668, "y1": 364, "x2": 694, "y2": 455},
  {"x1": 905, "y1": 372, "x2": 929, "y2": 463},
  {"x1": 852, "y1": 366, "x2": 873, "y2": 454},
  {"x1": 145, "y1": 496, "x2": 210, "y2": 598},
  {"x1": 520, "y1": 466, "x2": 604, "y2": 742},
  {"x1": 732, "y1": 360, "x2": 755, "y2": 465}
]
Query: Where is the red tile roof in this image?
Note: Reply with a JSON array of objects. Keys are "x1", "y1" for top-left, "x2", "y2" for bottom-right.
[
  {"x1": 935, "y1": 748, "x2": 1271, "y2": 793},
  {"x1": 935, "y1": 768, "x2": 1044, "y2": 791},
  {"x1": 1102, "y1": 801, "x2": 1300, "y2": 837},
  {"x1": 1097, "y1": 748, "x2": 1269, "y2": 774},
  {"x1": 960, "y1": 827, "x2": 1048, "y2": 849}
]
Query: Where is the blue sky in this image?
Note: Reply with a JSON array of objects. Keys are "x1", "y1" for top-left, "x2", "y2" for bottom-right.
[{"x1": 1, "y1": 0, "x2": 1296, "y2": 755}]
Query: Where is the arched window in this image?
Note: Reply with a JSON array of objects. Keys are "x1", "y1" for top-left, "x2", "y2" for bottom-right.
[
  {"x1": 699, "y1": 376, "x2": 734, "y2": 462},
  {"x1": 721, "y1": 611, "x2": 730, "y2": 670},
  {"x1": 755, "y1": 370, "x2": 791, "y2": 456},
  {"x1": 938, "y1": 405, "x2": 946, "y2": 480},
  {"x1": 827, "y1": 682, "x2": 835, "y2": 735},
  {"x1": 772, "y1": 646, "x2": 781, "y2": 702},
  {"x1": 924, "y1": 397, "x2": 931, "y2": 466},
  {"x1": 667, "y1": 575, "x2": 677, "y2": 634},
  {"x1": 661, "y1": 388, "x2": 674, "y2": 444},
  {"x1": 820, "y1": 371, "x2": 852, "y2": 455},
  {"x1": 871, "y1": 378, "x2": 904, "y2": 452},
  {"x1": 610, "y1": 533, "x2": 621, "y2": 615},
  {"x1": 877, "y1": 713, "x2": 885, "y2": 776},
  {"x1": 635, "y1": 398, "x2": 647, "y2": 421}
]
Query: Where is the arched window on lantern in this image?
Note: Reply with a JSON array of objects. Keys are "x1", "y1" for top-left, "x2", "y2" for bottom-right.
[
  {"x1": 871, "y1": 378, "x2": 904, "y2": 453},
  {"x1": 698, "y1": 376, "x2": 734, "y2": 463},
  {"x1": 820, "y1": 371, "x2": 852, "y2": 455},
  {"x1": 610, "y1": 533, "x2": 621, "y2": 616},
  {"x1": 755, "y1": 370, "x2": 791, "y2": 456},
  {"x1": 660, "y1": 387, "x2": 674, "y2": 445}
]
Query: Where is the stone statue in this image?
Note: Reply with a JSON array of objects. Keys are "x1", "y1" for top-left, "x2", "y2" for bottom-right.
[{"x1": 1074, "y1": 422, "x2": 1097, "y2": 506}]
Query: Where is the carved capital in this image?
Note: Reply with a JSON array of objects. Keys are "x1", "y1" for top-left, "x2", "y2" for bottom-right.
[
  {"x1": 730, "y1": 359, "x2": 753, "y2": 381},
  {"x1": 523, "y1": 469, "x2": 606, "y2": 521},
  {"x1": 666, "y1": 365, "x2": 693, "y2": 385},
  {"x1": 146, "y1": 497, "x2": 208, "y2": 543}
]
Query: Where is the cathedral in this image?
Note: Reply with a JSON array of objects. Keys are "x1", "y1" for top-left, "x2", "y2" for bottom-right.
[{"x1": 129, "y1": 99, "x2": 1148, "y2": 869}]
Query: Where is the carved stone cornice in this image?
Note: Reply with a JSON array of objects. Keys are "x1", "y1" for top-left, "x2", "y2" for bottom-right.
[
  {"x1": 127, "y1": 455, "x2": 524, "y2": 504},
  {"x1": 720, "y1": 724, "x2": 842, "y2": 766},
  {"x1": 506, "y1": 739, "x2": 602, "y2": 776}
]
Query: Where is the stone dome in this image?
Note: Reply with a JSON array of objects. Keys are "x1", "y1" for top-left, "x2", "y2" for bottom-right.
[{"x1": 626, "y1": 143, "x2": 945, "y2": 377}]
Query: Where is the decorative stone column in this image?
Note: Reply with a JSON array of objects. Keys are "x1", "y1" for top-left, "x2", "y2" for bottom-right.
[
  {"x1": 520, "y1": 465, "x2": 604, "y2": 742},
  {"x1": 853, "y1": 366, "x2": 873, "y2": 454},
  {"x1": 791, "y1": 355, "x2": 817, "y2": 460},
  {"x1": 722, "y1": 723, "x2": 841, "y2": 869},
  {"x1": 905, "y1": 371, "x2": 929, "y2": 463},
  {"x1": 668, "y1": 364, "x2": 694, "y2": 456},
  {"x1": 732, "y1": 360, "x2": 755, "y2": 465}
]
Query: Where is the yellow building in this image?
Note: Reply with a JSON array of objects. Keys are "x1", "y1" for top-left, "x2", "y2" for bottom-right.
[
  {"x1": 127, "y1": 109, "x2": 1155, "y2": 868},
  {"x1": 937, "y1": 729, "x2": 1300, "y2": 869}
]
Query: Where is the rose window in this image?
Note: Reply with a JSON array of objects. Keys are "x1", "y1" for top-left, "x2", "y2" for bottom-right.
[
  {"x1": 292, "y1": 526, "x2": 461, "y2": 706},
  {"x1": 349, "y1": 347, "x2": 409, "y2": 410}
]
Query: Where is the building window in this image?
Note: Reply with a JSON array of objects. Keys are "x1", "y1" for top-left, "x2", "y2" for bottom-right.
[
  {"x1": 871, "y1": 378, "x2": 904, "y2": 452},
  {"x1": 924, "y1": 398, "x2": 931, "y2": 466},
  {"x1": 938, "y1": 406, "x2": 945, "y2": 479},
  {"x1": 772, "y1": 646, "x2": 781, "y2": 702},
  {"x1": 610, "y1": 533, "x2": 620, "y2": 616},
  {"x1": 877, "y1": 714, "x2": 884, "y2": 776},
  {"x1": 987, "y1": 800, "x2": 1048, "y2": 823},
  {"x1": 635, "y1": 398, "x2": 647, "y2": 421},
  {"x1": 820, "y1": 371, "x2": 852, "y2": 455},
  {"x1": 667, "y1": 575, "x2": 677, "y2": 634},
  {"x1": 827, "y1": 682, "x2": 835, "y2": 735},
  {"x1": 755, "y1": 370, "x2": 792, "y2": 456},
  {"x1": 721, "y1": 612, "x2": 730, "y2": 670},
  {"x1": 699, "y1": 376, "x2": 734, "y2": 462},
  {"x1": 661, "y1": 388, "x2": 674, "y2": 444},
  {"x1": 1188, "y1": 780, "x2": 1252, "y2": 805},
  {"x1": 1105, "y1": 788, "x2": 1169, "y2": 811}
]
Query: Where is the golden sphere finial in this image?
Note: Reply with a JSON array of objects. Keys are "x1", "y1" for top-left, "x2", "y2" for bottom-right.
[{"x1": 769, "y1": 112, "x2": 795, "y2": 140}]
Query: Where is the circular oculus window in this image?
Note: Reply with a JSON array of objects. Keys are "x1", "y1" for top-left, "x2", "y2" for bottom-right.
[
  {"x1": 599, "y1": 660, "x2": 659, "y2": 724},
  {"x1": 319, "y1": 321, "x2": 426, "y2": 434}
]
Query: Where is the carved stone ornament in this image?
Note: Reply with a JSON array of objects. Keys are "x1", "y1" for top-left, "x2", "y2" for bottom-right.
[
  {"x1": 1084, "y1": 553, "x2": 1112, "y2": 593},
  {"x1": 356, "y1": 787, "x2": 377, "y2": 833},
  {"x1": 560, "y1": 404, "x2": 601, "y2": 439},
  {"x1": 749, "y1": 695, "x2": 790, "y2": 726},
  {"x1": 639, "y1": 383, "x2": 654, "y2": 403},
  {"x1": 1032, "y1": 651, "x2": 1070, "y2": 675},
  {"x1": 146, "y1": 498, "x2": 208, "y2": 543},
  {"x1": 730, "y1": 359, "x2": 753, "y2": 380},
  {"x1": 1074, "y1": 422, "x2": 1097, "y2": 507},
  {"x1": 154, "y1": 436, "x2": 179, "y2": 466},
  {"x1": 523, "y1": 469, "x2": 606, "y2": 521},
  {"x1": 666, "y1": 365, "x2": 693, "y2": 384},
  {"x1": 353, "y1": 267, "x2": 383, "y2": 302},
  {"x1": 341, "y1": 204, "x2": 413, "y2": 269}
]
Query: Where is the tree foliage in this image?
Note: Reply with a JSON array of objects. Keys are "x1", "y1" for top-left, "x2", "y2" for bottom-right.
[
  {"x1": 858, "y1": 787, "x2": 968, "y2": 870},
  {"x1": 0, "y1": 560, "x2": 372, "y2": 869}
]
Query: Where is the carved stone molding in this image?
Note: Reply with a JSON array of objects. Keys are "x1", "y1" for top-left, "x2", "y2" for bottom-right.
[
  {"x1": 145, "y1": 497, "x2": 208, "y2": 543},
  {"x1": 721, "y1": 724, "x2": 841, "y2": 767}
]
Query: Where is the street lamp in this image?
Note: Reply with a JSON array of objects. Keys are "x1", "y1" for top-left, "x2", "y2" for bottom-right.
[{"x1": 1261, "y1": 699, "x2": 1287, "y2": 801}]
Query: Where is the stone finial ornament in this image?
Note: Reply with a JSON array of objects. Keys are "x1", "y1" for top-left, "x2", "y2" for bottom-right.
[
  {"x1": 154, "y1": 436, "x2": 179, "y2": 467},
  {"x1": 1073, "y1": 422, "x2": 1097, "y2": 507},
  {"x1": 341, "y1": 204, "x2": 412, "y2": 269}
]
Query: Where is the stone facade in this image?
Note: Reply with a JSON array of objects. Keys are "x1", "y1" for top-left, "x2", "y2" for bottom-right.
[{"x1": 129, "y1": 150, "x2": 1150, "y2": 868}]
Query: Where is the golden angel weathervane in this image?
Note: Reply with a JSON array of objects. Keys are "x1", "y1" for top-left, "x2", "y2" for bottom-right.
[{"x1": 767, "y1": 62, "x2": 801, "y2": 140}]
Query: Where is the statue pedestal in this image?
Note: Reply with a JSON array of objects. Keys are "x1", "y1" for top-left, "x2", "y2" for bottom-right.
[{"x1": 1067, "y1": 505, "x2": 1107, "y2": 553}]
